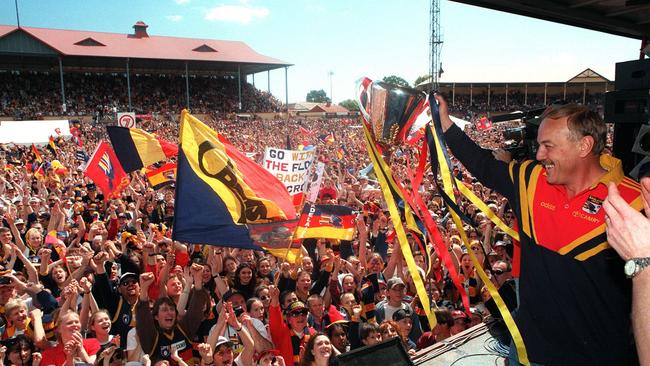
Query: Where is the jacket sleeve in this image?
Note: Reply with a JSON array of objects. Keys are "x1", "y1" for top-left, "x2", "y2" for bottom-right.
[
  {"x1": 408, "y1": 305, "x2": 423, "y2": 344},
  {"x1": 135, "y1": 300, "x2": 157, "y2": 355},
  {"x1": 444, "y1": 124, "x2": 516, "y2": 202},
  {"x1": 277, "y1": 275, "x2": 296, "y2": 294},
  {"x1": 179, "y1": 288, "x2": 209, "y2": 337},
  {"x1": 268, "y1": 304, "x2": 293, "y2": 366},
  {"x1": 91, "y1": 272, "x2": 118, "y2": 315},
  {"x1": 310, "y1": 267, "x2": 331, "y2": 295}
]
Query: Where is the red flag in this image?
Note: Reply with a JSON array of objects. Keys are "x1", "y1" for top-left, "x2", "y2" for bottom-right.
[
  {"x1": 31, "y1": 144, "x2": 43, "y2": 164},
  {"x1": 84, "y1": 141, "x2": 130, "y2": 200},
  {"x1": 477, "y1": 116, "x2": 493, "y2": 131},
  {"x1": 299, "y1": 126, "x2": 314, "y2": 136},
  {"x1": 70, "y1": 127, "x2": 83, "y2": 147},
  {"x1": 155, "y1": 137, "x2": 179, "y2": 158},
  {"x1": 216, "y1": 135, "x2": 296, "y2": 220}
]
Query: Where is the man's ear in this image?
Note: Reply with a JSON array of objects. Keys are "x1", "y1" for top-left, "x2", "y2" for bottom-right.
[{"x1": 579, "y1": 135, "x2": 595, "y2": 158}]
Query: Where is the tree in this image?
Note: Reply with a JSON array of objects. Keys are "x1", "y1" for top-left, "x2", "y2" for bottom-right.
[
  {"x1": 414, "y1": 74, "x2": 431, "y2": 86},
  {"x1": 382, "y1": 75, "x2": 410, "y2": 88},
  {"x1": 306, "y1": 89, "x2": 330, "y2": 103},
  {"x1": 339, "y1": 99, "x2": 359, "y2": 111}
]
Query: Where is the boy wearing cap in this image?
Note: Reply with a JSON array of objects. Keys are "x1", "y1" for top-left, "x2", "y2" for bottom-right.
[
  {"x1": 375, "y1": 277, "x2": 422, "y2": 344},
  {"x1": 268, "y1": 285, "x2": 315, "y2": 366}
]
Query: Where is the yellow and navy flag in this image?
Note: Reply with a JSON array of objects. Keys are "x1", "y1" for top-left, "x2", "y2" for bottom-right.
[
  {"x1": 106, "y1": 126, "x2": 178, "y2": 173},
  {"x1": 294, "y1": 204, "x2": 356, "y2": 241},
  {"x1": 173, "y1": 110, "x2": 296, "y2": 250}
]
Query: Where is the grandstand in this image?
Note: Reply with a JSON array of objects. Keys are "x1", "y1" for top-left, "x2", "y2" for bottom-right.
[
  {"x1": 0, "y1": 21, "x2": 291, "y2": 119},
  {"x1": 419, "y1": 68, "x2": 612, "y2": 117}
]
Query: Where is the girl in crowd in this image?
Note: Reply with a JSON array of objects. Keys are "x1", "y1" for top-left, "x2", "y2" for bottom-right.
[
  {"x1": 246, "y1": 297, "x2": 266, "y2": 323},
  {"x1": 0, "y1": 335, "x2": 41, "y2": 366},
  {"x1": 255, "y1": 285, "x2": 271, "y2": 314},
  {"x1": 256, "y1": 256, "x2": 274, "y2": 285},
  {"x1": 40, "y1": 311, "x2": 100, "y2": 366},
  {"x1": 233, "y1": 263, "x2": 257, "y2": 300},
  {"x1": 300, "y1": 333, "x2": 337, "y2": 366},
  {"x1": 87, "y1": 310, "x2": 115, "y2": 347}
]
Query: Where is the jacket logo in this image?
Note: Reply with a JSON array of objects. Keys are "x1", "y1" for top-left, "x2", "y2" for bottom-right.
[
  {"x1": 582, "y1": 195, "x2": 603, "y2": 215},
  {"x1": 540, "y1": 201, "x2": 556, "y2": 210}
]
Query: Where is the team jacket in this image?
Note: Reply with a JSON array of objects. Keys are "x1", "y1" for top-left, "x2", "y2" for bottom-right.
[
  {"x1": 445, "y1": 124, "x2": 641, "y2": 365},
  {"x1": 135, "y1": 288, "x2": 209, "y2": 366},
  {"x1": 92, "y1": 272, "x2": 137, "y2": 348}
]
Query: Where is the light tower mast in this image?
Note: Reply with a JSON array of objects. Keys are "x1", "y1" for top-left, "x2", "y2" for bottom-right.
[{"x1": 429, "y1": 0, "x2": 443, "y2": 91}]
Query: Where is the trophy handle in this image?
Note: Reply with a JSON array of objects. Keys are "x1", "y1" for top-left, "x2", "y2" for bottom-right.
[{"x1": 355, "y1": 77, "x2": 373, "y2": 122}]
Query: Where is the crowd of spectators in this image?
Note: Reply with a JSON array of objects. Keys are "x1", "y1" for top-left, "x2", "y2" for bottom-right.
[
  {"x1": 0, "y1": 71, "x2": 283, "y2": 120},
  {"x1": 0, "y1": 74, "x2": 609, "y2": 366}
]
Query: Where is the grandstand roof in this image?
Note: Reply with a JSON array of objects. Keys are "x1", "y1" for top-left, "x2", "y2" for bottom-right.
[
  {"x1": 0, "y1": 22, "x2": 291, "y2": 75},
  {"x1": 449, "y1": 0, "x2": 650, "y2": 40}
]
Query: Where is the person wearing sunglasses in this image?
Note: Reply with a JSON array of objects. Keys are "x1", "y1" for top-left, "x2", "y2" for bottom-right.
[{"x1": 268, "y1": 285, "x2": 315, "y2": 366}]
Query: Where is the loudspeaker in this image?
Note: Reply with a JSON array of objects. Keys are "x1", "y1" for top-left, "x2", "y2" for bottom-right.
[
  {"x1": 615, "y1": 59, "x2": 650, "y2": 91},
  {"x1": 604, "y1": 89, "x2": 650, "y2": 124},
  {"x1": 336, "y1": 337, "x2": 414, "y2": 366},
  {"x1": 613, "y1": 123, "x2": 644, "y2": 174}
]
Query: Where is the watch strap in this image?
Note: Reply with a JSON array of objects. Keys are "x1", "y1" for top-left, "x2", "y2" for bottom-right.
[{"x1": 629, "y1": 257, "x2": 650, "y2": 278}]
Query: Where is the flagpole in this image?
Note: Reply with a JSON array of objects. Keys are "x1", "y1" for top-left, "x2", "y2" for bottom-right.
[{"x1": 14, "y1": 0, "x2": 20, "y2": 27}]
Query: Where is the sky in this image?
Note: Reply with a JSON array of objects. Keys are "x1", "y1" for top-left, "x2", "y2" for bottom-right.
[{"x1": 0, "y1": 0, "x2": 641, "y2": 105}]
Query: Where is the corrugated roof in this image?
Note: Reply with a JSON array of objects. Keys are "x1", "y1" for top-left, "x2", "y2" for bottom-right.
[{"x1": 0, "y1": 24, "x2": 289, "y2": 65}]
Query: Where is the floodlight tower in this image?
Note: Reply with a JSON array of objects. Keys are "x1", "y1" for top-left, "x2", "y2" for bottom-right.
[{"x1": 429, "y1": 0, "x2": 443, "y2": 91}]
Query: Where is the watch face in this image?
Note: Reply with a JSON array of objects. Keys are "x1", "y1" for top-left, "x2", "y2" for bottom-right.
[{"x1": 625, "y1": 260, "x2": 637, "y2": 276}]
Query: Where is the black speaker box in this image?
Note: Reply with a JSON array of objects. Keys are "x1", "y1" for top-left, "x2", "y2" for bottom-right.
[
  {"x1": 336, "y1": 337, "x2": 414, "y2": 366},
  {"x1": 613, "y1": 123, "x2": 644, "y2": 174},
  {"x1": 604, "y1": 89, "x2": 650, "y2": 124},
  {"x1": 615, "y1": 59, "x2": 650, "y2": 91}
]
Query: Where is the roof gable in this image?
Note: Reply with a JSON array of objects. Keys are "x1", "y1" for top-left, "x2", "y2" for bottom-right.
[
  {"x1": 567, "y1": 68, "x2": 610, "y2": 83},
  {"x1": 193, "y1": 44, "x2": 217, "y2": 53},
  {"x1": 0, "y1": 28, "x2": 58, "y2": 56},
  {"x1": 74, "y1": 37, "x2": 105, "y2": 47}
]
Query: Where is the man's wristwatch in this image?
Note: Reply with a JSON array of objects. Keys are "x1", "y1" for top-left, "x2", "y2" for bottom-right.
[{"x1": 624, "y1": 258, "x2": 650, "y2": 278}]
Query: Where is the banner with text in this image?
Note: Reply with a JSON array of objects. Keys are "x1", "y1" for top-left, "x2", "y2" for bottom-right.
[
  {"x1": 263, "y1": 147, "x2": 315, "y2": 197},
  {"x1": 307, "y1": 162, "x2": 325, "y2": 203}
]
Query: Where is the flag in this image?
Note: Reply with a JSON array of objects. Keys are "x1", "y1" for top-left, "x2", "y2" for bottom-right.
[
  {"x1": 106, "y1": 126, "x2": 178, "y2": 173},
  {"x1": 50, "y1": 160, "x2": 68, "y2": 176},
  {"x1": 33, "y1": 164, "x2": 45, "y2": 180},
  {"x1": 325, "y1": 133, "x2": 335, "y2": 144},
  {"x1": 336, "y1": 148, "x2": 344, "y2": 160},
  {"x1": 249, "y1": 220, "x2": 301, "y2": 262},
  {"x1": 299, "y1": 126, "x2": 314, "y2": 136},
  {"x1": 145, "y1": 162, "x2": 177, "y2": 190},
  {"x1": 75, "y1": 150, "x2": 89, "y2": 162},
  {"x1": 47, "y1": 136, "x2": 58, "y2": 156},
  {"x1": 477, "y1": 116, "x2": 493, "y2": 130},
  {"x1": 294, "y1": 204, "x2": 355, "y2": 240},
  {"x1": 84, "y1": 141, "x2": 130, "y2": 200},
  {"x1": 31, "y1": 144, "x2": 43, "y2": 164},
  {"x1": 70, "y1": 126, "x2": 83, "y2": 147},
  {"x1": 173, "y1": 110, "x2": 296, "y2": 251}
]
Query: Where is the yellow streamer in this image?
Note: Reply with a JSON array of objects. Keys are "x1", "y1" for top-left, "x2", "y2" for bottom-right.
[
  {"x1": 428, "y1": 123, "x2": 530, "y2": 366},
  {"x1": 454, "y1": 178, "x2": 519, "y2": 240},
  {"x1": 363, "y1": 125, "x2": 437, "y2": 330}
]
